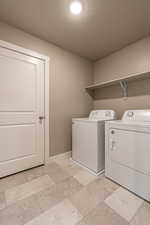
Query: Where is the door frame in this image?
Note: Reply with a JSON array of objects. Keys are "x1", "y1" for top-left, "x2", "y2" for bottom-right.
[{"x1": 0, "y1": 40, "x2": 50, "y2": 164}]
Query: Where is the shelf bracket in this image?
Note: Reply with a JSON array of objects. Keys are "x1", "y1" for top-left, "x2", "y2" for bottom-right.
[
  {"x1": 119, "y1": 80, "x2": 128, "y2": 97},
  {"x1": 86, "y1": 88, "x2": 95, "y2": 98}
]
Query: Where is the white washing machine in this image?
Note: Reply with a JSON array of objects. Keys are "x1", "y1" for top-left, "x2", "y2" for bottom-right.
[
  {"x1": 105, "y1": 110, "x2": 150, "y2": 201},
  {"x1": 72, "y1": 110, "x2": 116, "y2": 175}
]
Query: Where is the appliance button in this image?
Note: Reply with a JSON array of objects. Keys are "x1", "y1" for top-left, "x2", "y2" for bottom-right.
[{"x1": 106, "y1": 111, "x2": 111, "y2": 117}]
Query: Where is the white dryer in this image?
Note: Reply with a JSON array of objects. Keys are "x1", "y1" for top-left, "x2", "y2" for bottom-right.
[
  {"x1": 105, "y1": 110, "x2": 150, "y2": 201},
  {"x1": 72, "y1": 110, "x2": 116, "y2": 175}
]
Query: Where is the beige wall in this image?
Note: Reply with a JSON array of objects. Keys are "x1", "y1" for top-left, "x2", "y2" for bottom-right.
[
  {"x1": 94, "y1": 36, "x2": 150, "y2": 118},
  {"x1": 0, "y1": 22, "x2": 93, "y2": 156}
]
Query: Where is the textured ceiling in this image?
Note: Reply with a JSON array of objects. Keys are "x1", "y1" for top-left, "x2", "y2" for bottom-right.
[{"x1": 0, "y1": 0, "x2": 150, "y2": 61}]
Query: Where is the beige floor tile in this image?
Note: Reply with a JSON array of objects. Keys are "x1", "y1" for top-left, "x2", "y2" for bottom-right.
[
  {"x1": 105, "y1": 187, "x2": 144, "y2": 222},
  {"x1": 24, "y1": 166, "x2": 46, "y2": 182},
  {"x1": 55, "y1": 157, "x2": 85, "y2": 177},
  {"x1": 24, "y1": 162, "x2": 70, "y2": 184},
  {"x1": 44, "y1": 162, "x2": 70, "y2": 183},
  {"x1": 24, "y1": 199, "x2": 82, "y2": 225},
  {"x1": 0, "y1": 192, "x2": 6, "y2": 210},
  {"x1": 0, "y1": 203, "x2": 23, "y2": 225},
  {"x1": 70, "y1": 188, "x2": 99, "y2": 217},
  {"x1": 34, "y1": 186, "x2": 62, "y2": 213},
  {"x1": 86, "y1": 176, "x2": 119, "y2": 195},
  {"x1": 130, "y1": 202, "x2": 150, "y2": 225},
  {"x1": 99, "y1": 177, "x2": 120, "y2": 193},
  {"x1": 77, "y1": 202, "x2": 128, "y2": 225},
  {"x1": 5, "y1": 175, "x2": 54, "y2": 205},
  {"x1": 70, "y1": 177, "x2": 112, "y2": 216},
  {"x1": 16, "y1": 194, "x2": 42, "y2": 224},
  {"x1": 63, "y1": 163, "x2": 84, "y2": 176},
  {"x1": 73, "y1": 170, "x2": 97, "y2": 186},
  {"x1": 49, "y1": 176, "x2": 83, "y2": 200},
  {"x1": 0, "y1": 194, "x2": 41, "y2": 225},
  {"x1": 77, "y1": 221, "x2": 87, "y2": 225},
  {"x1": 32, "y1": 176, "x2": 83, "y2": 215},
  {"x1": 20, "y1": 176, "x2": 82, "y2": 222},
  {"x1": 0, "y1": 172, "x2": 27, "y2": 192}
]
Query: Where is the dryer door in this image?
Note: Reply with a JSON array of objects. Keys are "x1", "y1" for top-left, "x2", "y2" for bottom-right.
[{"x1": 109, "y1": 128, "x2": 150, "y2": 176}]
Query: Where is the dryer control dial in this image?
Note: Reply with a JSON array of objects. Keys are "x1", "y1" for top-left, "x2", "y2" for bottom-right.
[{"x1": 127, "y1": 111, "x2": 134, "y2": 117}]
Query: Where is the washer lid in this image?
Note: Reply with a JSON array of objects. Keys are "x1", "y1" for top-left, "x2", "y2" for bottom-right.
[
  {"x1": 122, "y1": 110, "x2": 150, "y2": 122},
  {"x1": 89, "y1": 110, "x2": 116, "y2": 121}
]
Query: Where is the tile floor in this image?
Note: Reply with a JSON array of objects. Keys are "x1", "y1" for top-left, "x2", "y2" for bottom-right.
[{"x1": 0, "y1": 155, "x2": 149, "y2": 225}]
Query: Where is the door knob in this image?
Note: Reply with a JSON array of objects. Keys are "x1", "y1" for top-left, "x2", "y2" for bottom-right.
[{"x1": 39, "y1": 116, "x2": 45, "y2": 120}]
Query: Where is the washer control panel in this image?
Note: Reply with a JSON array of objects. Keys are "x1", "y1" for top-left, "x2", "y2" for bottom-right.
[{"x1": 89, "y1": 110, "x2": 116, "y2": 121}]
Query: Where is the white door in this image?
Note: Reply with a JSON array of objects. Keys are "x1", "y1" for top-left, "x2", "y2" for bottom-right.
[{"x1": 0, "y1": 46, "x2": 45, "y2": 178}]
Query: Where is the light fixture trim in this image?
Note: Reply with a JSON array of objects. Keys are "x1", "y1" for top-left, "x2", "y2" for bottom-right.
[{"x1": 70, "y1": 1, "x2": 83, "y2": 15}]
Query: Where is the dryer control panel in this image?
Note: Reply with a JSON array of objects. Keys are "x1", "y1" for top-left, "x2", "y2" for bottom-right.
[{"x1": 122, "y1": 110, "x2": 150, "y2": 122}]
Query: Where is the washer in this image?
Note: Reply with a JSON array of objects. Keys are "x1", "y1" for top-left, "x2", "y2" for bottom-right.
[
  {"x1": 105, "y1": 110, "x2": 150, "y2": 201},
  {"x1": 72, "y1": 110, "x2": 116, "y2": 175}
]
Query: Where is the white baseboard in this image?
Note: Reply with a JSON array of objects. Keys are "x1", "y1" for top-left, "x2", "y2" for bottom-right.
[
  {"x1": 46, "y1": 151, "x2": 71, "y2": 164},
  {"x1": 71, "y1": 158, "x2": 104, "y2": 176}
]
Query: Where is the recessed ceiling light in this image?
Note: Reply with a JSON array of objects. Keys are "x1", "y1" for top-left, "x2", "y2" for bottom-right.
[{"x1": 70, "y1": 1, "x2": 83, "y2": 15}]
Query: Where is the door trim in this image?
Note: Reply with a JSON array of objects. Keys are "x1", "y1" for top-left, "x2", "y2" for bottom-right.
[{"x1": 0, "y1": 40, "x2": 50, "y2": 164}]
